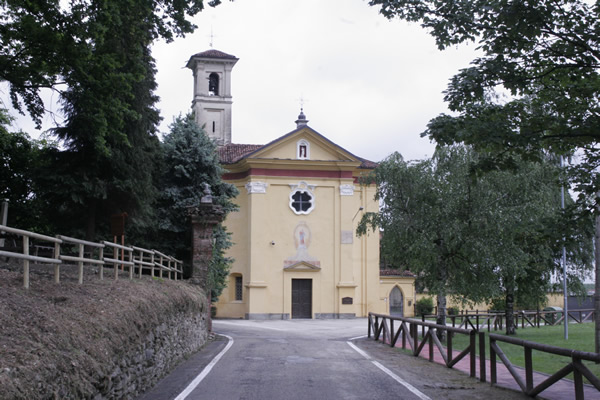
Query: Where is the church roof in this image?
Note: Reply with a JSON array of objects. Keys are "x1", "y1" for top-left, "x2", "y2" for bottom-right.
[
  {"x1": 217, "y1": 126, "x2": 378, "y2": 169},
  {"x1": 218, "y1": 143, "x2": 263, "y2": 164},
  {"x1": 189, "y1": 49, "x2": 238, "y2": 60},
  {"x1": 380, "y1": 269, "x2": 415, "y2": 277}
]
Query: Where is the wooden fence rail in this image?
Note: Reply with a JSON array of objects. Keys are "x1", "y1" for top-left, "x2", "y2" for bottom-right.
[
  {"x1": 489, "y1": 333, "x2": 600, "y2": 399},
  {"x1": 423, "y1": 309, "x2": 595, "y2": 332},
  {"x1": 0, "y1": 224, "x2": 182, "y2": 288},
  {"x1": 58, "y1": 235, "x2": 104, "y2": 284},
  {"x1": 368, "y1": 312, "x2": 600, "y2": 399},
  {"x1": 368, "y1": 312, "x2": 480, "y2": 380}
]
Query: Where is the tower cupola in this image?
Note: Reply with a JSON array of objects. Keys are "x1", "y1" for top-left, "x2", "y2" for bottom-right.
[{"x1": 295, "y1": 108, "x2": 309, "y2": 128}]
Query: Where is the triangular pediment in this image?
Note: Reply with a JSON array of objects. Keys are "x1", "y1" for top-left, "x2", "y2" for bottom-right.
[
  {"x1": 247, "y1": 126, "x2": 362, "y2": 165},
  {"x1": 283, "y1": 260, "x2": 321, "y2": 271}
]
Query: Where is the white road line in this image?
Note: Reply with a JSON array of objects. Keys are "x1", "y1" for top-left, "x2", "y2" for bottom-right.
[
  {"x1": 174, "y1": 334, "x2": 234, "y2": 400},
  {"x1": 213, "y1": 320, "x2": 285, "y2": 331},
  {"x1": 346, "y1": 341, "x2": 431, "y2": 400},
  {"x1": 348, "y1": 334, "x2": 367, "y2": 341}
]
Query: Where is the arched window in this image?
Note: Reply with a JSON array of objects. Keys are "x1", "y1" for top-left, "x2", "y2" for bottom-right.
[
  {"x1": 209, "y1": 73, "x2": 219, "y2": 96},
  {"x1": 389, "y1": 286, "x2": 403, "y2": 316}
]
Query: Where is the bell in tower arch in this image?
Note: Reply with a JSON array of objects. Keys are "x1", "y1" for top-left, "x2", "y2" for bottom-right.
[{"x1": 209, "y1": 73, "x2": 219, "y2": 96}]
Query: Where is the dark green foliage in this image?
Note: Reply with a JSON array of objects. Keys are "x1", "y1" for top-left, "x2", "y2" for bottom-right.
[
  {"x1": 0, "y1": 0, "x2": 223, "y2": 241},
  {"x1": 0, "y1": 0, "x2": 210, "y2": 128},
  {"x1": 368, "y1": 0, "x2": 600, "y2": 208},
  {"x1": 156, "y1": 115, "x2": 238, "y2": 300},
  {"x1": 0, "y1": 1, "x2": 237, "y2": 299},
  {"x1": 416, "y1": 297, "x2": 434, "y2": 316},
  {"x1": 358, "y1": 145, "x2": 593, "y2": 333},
  {"x1": 0, "y1": 111, "x2": 52, "y2": 233},
  {"x1": 447, "y1": 307, "x2": 459, "y2": 316},
  {"x1": 489, "y1": 298, "x2": 506, "y2": 313}
]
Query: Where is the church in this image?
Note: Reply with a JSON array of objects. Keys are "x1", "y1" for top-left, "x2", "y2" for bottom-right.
[{"x1": 186, "y1": 49, "x2": 415, "y2": 319}]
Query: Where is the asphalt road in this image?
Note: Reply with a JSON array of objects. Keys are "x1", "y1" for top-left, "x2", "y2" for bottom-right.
[{"x1": 139, "y1": 319, "x2": 526, "y2": 400}]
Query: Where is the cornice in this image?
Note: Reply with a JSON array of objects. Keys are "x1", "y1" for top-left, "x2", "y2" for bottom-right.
[{"x1": 223, "y1": 158, "x2": 361, "y2": 174}]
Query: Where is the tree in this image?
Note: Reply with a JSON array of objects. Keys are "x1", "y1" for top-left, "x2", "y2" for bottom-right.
[
  {"x1": 0, "y1": 0, "x2": 213, "y2": 128},
  {"x1": 0, "y1": 0, "x2": 223, "y2": 240},
  {"x1": 0, "y1": 110, "x2": 47, "y2": 231},
  {"x1": 369, "y1": 0, "x2": 600, "y2": 343},
  {"x1": 51, "y1": 0, "x2": 165, "y2": 240},
  {"x1": 156, "y1": 115, "x2": 238, "y2": 300},
  {"x1": 358, "y1": 146, "x2": 592, "y2": 334},
  {"x1": 368, "y1": 0, "x2": 600, "y2": 201}
]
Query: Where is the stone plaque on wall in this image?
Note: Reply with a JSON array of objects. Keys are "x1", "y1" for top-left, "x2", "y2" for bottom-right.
[
  {"x1": 340, "y1": 184, "x2": 355, "y2": 196},
  {"x1": 341, "y1": 230, "x2": 353, "y2": 244},
  {"x1": 342, "y1": 297, "x2": 353, "y2": 305}
]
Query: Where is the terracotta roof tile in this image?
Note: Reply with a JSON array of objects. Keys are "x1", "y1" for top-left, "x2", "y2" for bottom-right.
[
  {"x1": 218, "y1": 143, "x2": 263, "y2": 164},
  {"x1": 190, "y1": 49, "x2": 238, "y2": 59},
  {"x1": 379, "y1": 269, "x2": 415, "y2": 277},
  {"x1": 357, "y1": 157, "x2": 378, "y2": 169}
]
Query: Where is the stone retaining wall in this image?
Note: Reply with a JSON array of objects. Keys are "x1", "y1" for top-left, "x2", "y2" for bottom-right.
[{"x1": 98, "y1": 310, "x2": 208, "y2": 399}]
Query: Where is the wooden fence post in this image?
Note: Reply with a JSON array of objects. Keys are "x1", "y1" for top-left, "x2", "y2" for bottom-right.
[
  {"x1": 128, "y1": 249, "x2": 133, "y2": 280},
  {"x1": 470, "y1": 331, "x2": 476, "y2": 378},
  {"x1": 23, "y1": 235, "x2": 29, "y2": 289},
  {"x1": 99, "y1": 247, "x2": 104, "y2": 280},
  {"x1": 429, "y1": 328, "x2": 434, "y2": 361},
  {"x1": 479, "y1": 331, "x2": 486, "y2": 382},
  {"x1": 113, "y1": 246, "x2": 118, "y2": 280},
  {"x1": 412, "y1": 322, "x2": 418, "y2": 355},
  {"x1": 525, "y1": 346, "x2": 533, "y2": 393},
  {"x1": 53, "y1": 240, "x2": 61, "y2": 284},
  {"x1": 490, "y1": 337, "x2": 497, "y2": 384},
  {"x1": 78, "y1": 243, "x2": 84, "y2": 284}
]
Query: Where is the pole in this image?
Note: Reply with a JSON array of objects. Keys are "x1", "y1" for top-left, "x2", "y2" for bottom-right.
[
  {"x1": 561, "y1": 156, "x2": 568, "y2": 340},
  {"x1": 0, "y1": 199, "x2": 8, "y2": 247},
  {"x1": 121, "y1": 234, "x2": 125, "y2": 271},
  {"x1": 595, "y1": 198, "x2": 600, "y2": 355}
]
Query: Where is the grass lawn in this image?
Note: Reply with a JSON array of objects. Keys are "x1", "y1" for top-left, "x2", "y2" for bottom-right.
[{"x1": 446, "y1": 323, "x2": 599, "y2": 383}]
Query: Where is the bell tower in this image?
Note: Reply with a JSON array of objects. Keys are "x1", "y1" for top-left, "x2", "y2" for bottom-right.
[{"x1": 186, "y1": 49, "x2": 238, "y2": 146}]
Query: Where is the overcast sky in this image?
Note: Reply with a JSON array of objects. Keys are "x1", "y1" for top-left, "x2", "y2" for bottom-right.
[{"x1": 7, "y1": 0, "x2": 479, "y2": 163}]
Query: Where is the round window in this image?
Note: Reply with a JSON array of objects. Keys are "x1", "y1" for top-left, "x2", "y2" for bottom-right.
[{"x1": 290, "y1": 190, "x2": 314, "y2": 214}]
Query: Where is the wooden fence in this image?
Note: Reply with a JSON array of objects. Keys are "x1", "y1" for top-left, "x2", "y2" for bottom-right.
[
  {"x1": 368, "y1": 312, "x2": 600, "y2": 399},
  {"x1": 422, "y1": 309, "x2": 595, "y2": 332},
  {"x1": 0, "y1": 224, "x2": 183, "y2": 289},
  {"x1": 368, "y1": 312, "x2": 480, "y2": 378},
  {"x1": 489, "y1": 333, "x2": 600, "y2": 399}
]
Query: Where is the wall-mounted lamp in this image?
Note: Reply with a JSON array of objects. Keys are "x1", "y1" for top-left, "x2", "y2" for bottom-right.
[{"x1": 352, "y1": 206, "x2": 364, "y2": 221}]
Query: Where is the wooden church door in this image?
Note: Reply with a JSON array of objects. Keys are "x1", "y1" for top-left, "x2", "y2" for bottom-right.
[{"x1": 292, "y1": 279, "x2": 312, "y2": 318}]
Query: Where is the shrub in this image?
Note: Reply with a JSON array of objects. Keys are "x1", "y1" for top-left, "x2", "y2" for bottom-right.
[
  {"x1": 447, "y1": 307, "x2": 459, "y2": 316},
  {"x1": 416, "y1": 297, "x2": 434, "y2": 316},
  {"x1": 489, "y1": 297, "x2": 506, "y2": 312}
]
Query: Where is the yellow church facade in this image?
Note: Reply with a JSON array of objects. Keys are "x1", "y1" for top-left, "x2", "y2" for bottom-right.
[{"x1": 187, "y1": 49, "x2": 415, "y2": 319}]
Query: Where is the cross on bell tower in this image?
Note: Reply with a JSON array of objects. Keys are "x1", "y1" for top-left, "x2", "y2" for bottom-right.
[{"x1": 186, "y1": 49, "x2": 238, "y2": 146}]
